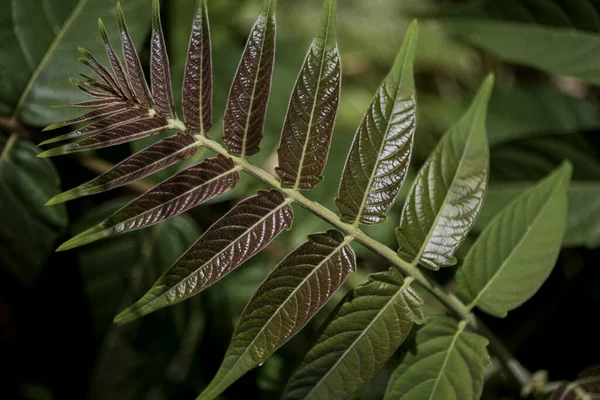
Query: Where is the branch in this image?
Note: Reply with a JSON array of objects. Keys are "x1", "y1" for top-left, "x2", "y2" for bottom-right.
[{"x1": 0, "y1": 117, "x2": 30, "y2": 139}]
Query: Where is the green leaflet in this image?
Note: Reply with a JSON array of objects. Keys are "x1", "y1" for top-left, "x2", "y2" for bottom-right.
[
  {"x1": 275, "y1": 0, "x2": 341, "y2": 191},
  {"x1": 384, "y1": 316, "x2": 490, "y2": 400},
  {"x1": 0, "y1": 134, "x2": 68, "y2": 285},
  {"x1": 335, "y1": 21, "x2": 418, "y2": 225},
  {"x1": 198, "y1": 229, "x2": 356, "y2": 400},
  {"x1": 436, "y1": 0, "x2": 600, "y2": 84},
  {"x1": 396, "y1": 76, "x2": 493, "y2": 270},
  {"x1": 0, "y1": 0, "x2": 151, "y2": 125},
  {"x1": 455, "y1": 162, "x2": 572, "y2": 317},
  {"x1": 222, "y1": 0, "x2": 277, "y2": 157},
  {"x1": 475, "y1": 181, "x2": 600, "y2": 248},
  {"x1": 114, "y1": 190, "x2": 294, "y2": 325},
  {"x1": 283, "y1": 268, "x2": 424, "y2": 400}
]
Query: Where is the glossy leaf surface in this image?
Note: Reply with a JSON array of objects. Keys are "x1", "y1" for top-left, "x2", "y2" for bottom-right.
[
  {"x1": 275, "y1": 0, "x2": 341, "y2": 190},
  {"x1": 57, "y1": 155, "x2": 240, "y2": 251},
  {"x1": 39, "y1": 116, "x2": 169, "y2": 157},
  {"x1": 48, "y1": 133, "x2": 198, "y2": 204},
  {"x1": 199, "y1": 229, "x2": 355, "y2": 400},
  {"x1": 437, "y1": 0, "x2": 600, "y2": 85},
  {"x1": 150, "y1": 0, "x2": 175, "y2": 119},
  {"x1": 385, "y1": 316, "x2": 490, "y2": 400},
  {"x1": 0, "y1": 0, "x2": 150, "y2": 125},
  {"x1": 222, "y1": 0, "x2": 277, "y2": 157},
  {"x1": 475, "y1": 182, "x2": 600, "y2": 249},
  {"x1": 396, "y1": 76, "x2": 493, "y2": 270},
  {"x1": 0, "y1": 135, "x2": 67, "y2": 285},
  {"x1": 335, "y1": 21, "x2": 418, "y2": 225},
  {"x1": 183, "y1": 0, "x2": 213, "y2": 134},
  {"x1": 284, "y1": 268, "x2": 423, "y2": 400},
  {"x1": 114, "y1": 189, "x2": 294, "y2": 324},
  {"x1": 455, "y1": 162, "x2": 572, "y2": 317}
]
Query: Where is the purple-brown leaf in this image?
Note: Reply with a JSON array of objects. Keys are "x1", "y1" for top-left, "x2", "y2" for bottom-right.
[
  {"x1": 183, "y1": 0, "x2": 213, "y2": 134},
  {"x1": 98, "y1": 18, "x2": 134, "y2": 101},
  {"x1": 57, "y1": 155, "x2": 241, "y2": 251},
  {"x1": 113, "y1": 189, "x2": 294, "y2": 324},
  {"x1": 78, "y1": 48, "x2": 124, "y2": 98},
  {"x1": 117, "y1": 2, "x2": 153, "y2": 108},
  {"x1": 223, "y1": 0, "x2": 276, "y2": 157},
  {"x1": 39, "y1": 116, "x2": 169, "y2": 157},
  {"x1": 43, "y1": 102, "x2": 130, "y2": 131},
  {"x1": 47, "y1": 133, "x2": 198, "y2": 204},
  {"x1": 150, "y1": 0, "x2": 176, "y2": 119},
  {"x1": 276, "y1": 0, "x2": 341, "y2": 190}
]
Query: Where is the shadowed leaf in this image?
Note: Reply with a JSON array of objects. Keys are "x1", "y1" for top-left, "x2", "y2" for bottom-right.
[
  {"x1": 275, "y1": 0, "x2": 341, "y2": 190},
  {"x1": 455, "y1": 162, "x2": 572, "y2": 317},
  {"x1": 47, "y1": 133, "x2": 198, "y2": 205},
  {"x1": 551, "y1": 365, "x2": 600, "y2": 400},
  {"x1": 114, "y1": 189, "x2": 294, "y2": 324},
  {"x1": 150, "y1": 0, "x2": 175, "y2": 119},
  {"x1": 335, "y1": 21, "x2": 418, "y2": 225},
  {"x1": 284, "y1": 268, "x2": 423, "y2": 400},
  {"x1": 384, "y1": 316, "x2": 490, "y2": 400},
  {"x1": 56, "y1": 155, "x2": 240, "y2": 251},
  {"x1": 116, "y1": 2, "x2": 153, "y2": 108},
  {"x1": 39, "y1": 116, "x2": 169, "y2": 157},
  {"x1": 223, "y1": 0, "x2": 277, "y2": 157},
  {"x1": 40, "y1": 108, "x2": 146, "y2": 146},
  {"x1": 183, "y1": 0, "x2": 213, "y2": 134},
  {"x1": 199, "y1": 229, "x2": 355, "y2": 400},
  {"x1": 396, "y1": 75, "x2": 493, "y2": 270}
]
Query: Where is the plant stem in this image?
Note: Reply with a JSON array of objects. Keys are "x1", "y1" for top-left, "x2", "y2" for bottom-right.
[{"x1": 193, "y1": 133, "x2": 531, "y2": 389}]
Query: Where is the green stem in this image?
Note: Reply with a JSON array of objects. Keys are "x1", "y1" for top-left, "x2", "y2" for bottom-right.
[{"x1": 193, "y1": 133, "x2": 530, "y2": 389}]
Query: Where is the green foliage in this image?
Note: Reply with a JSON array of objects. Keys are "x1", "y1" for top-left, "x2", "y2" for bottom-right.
[{"x1": 5, "y1": 0, "x2": 600, "y2": 398}]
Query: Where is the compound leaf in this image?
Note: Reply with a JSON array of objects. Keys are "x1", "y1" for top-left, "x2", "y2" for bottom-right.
[
  {"x1": 396, "y1": 75, "x2": 493, "y2": 270},
  {"x1": 284, "y1": 267, "x2": 423, "y2": 400},
  {"x1": 114, "y1": 189, "x2": 294, "y2": 324},
  {"x1": 455, "y1": 162, "x2": 572, "y2": 317},
  {"x1": 384, "y1": 316, "x2": 490, "y2": 400},
  {"x1": 275, "y1": 0, "x2": 341, "y2": 190}
]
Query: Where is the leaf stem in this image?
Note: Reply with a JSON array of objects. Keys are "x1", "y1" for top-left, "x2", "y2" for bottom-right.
[{"x1": 193, "y1": 133, "x2": 531, "y2": 389}]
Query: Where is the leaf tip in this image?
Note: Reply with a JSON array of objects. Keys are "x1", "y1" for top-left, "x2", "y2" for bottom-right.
[
  {"x1": 116, "y1": 2, "x2": 126, "y2": 29},
  {"x1": 152, "y1": 0, "x2": 161, "y2": 27},
  {"x1": 42, "y1": 122, "x2": 63, "y2": 132},
  {"x1": 46, "y1": 191, "x2": 74, "y2": 206}
]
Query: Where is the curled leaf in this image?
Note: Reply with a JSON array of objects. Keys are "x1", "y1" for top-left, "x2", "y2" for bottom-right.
[
  {"x1": 183, "y1": 0, "x2": 213, "y2": 134},
  {"x1": 200, "y1": 229, "x2": 355, "y2": 400},
  {"x1": 276, "y1": 0, "x2": 341, "y2": 190},
  {"x1": 223, "y1": 0, "x2": 277, "y2": 157},
  {"x1": 114, "y1": 189, "x2": 294, "y2": 324},
  {"x1": 335, "y1": 21, "x2": 418, "y2": 225},
  {"x1": 56, "y1": 155, "x2": 240, "y2": 251}
]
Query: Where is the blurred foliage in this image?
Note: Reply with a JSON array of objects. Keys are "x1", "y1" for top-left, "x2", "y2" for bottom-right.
[{"x1": 2, "y1": 0, "x2": 600, "y2": 399}]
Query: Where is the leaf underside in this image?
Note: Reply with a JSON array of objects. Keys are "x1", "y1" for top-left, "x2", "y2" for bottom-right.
[
  {"x1": 57, "y1": 155, "x2": 240, "y2": 251},
  {"x1": 222, "y1": 0, "x2": 277, "y2": 157},
  {"x1": 335, "y1": 21, "x2": 418, "y2": 225},
  {"x1": 455, "y1": 162, "x2": 572, "y2": 318},
  {"x1": 114, "y1": 189, "x2": 294, "y2": 325},
  {"x1": 284, "y1": 267, "x2": 423, "y2": 400},
  {"x1": 384, "y1": 316, "x2": 490, "y2": 400},
  {"x1": 275, "y1": 0, "x2": 341, "y2": 190},
  {"x1": 183, "y1": 0, "x2": 213, "y2": 134},
  {"x1": 199, "y1": 229, "x2": 356, "y2": 400},
  {"x1": 396, "y1": 75, "x2": 493, "y2": 270}
]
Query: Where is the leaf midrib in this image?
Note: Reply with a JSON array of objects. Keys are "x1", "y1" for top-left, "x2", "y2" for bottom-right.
[
  {"x1": 11, "y1": 0, "x2": 89, "y2": 121},
  {"x1": 130, "y1": 198, "x2": 293, "y2": 318},
  {"x1": 427, "y1": 322, "x2": 466, "y2": 400},
  {"x1": 467, "y1": 176, "x2": 566, "y2": 311},
  {"x1": 352, "y1": 37, "x2": 415, "y2": 226},
  {"x1": 215, "y1": 235, "x2": 353, "y2": 393},
  {"x1": 293, "y1": 0, "x2": 334, "y2": 191},
  {"x1": 302, "y1": 276, "x2": 415, "y2": 399},
  {"x1": 411, "y1": 97, "x2": 486, "y2": 268}
]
